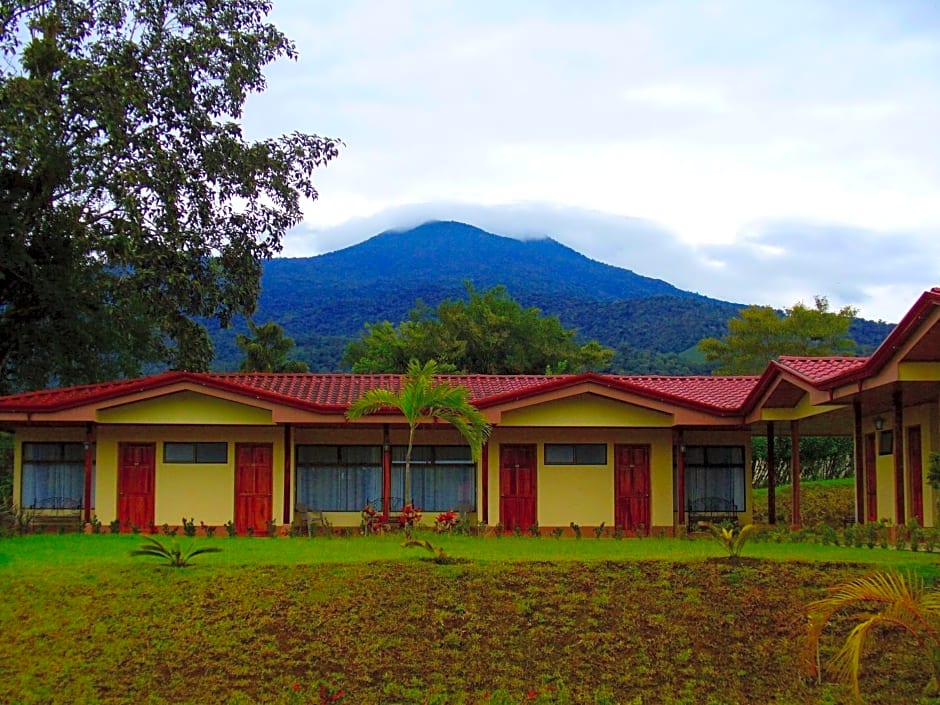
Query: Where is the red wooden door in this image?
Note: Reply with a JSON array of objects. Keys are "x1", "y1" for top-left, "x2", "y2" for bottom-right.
[
  {"x1": 118, "y1": 443, "x2": 155, "y2": 531},
  {"x1": 865, "y1": 433, "x2": 878, "y2": 522},
  {"x1": 908, "y1": 426, "x2": 924, "y2": 525},
  {"x1": 615, "y1": 444, "x2": 650, "y2": 535},
  {"x1": 499, "y1": 445, "x2": 537, "y2": 532},
  {"x1": 235, "y1": 444, "x2": 273, "y2": 535}
]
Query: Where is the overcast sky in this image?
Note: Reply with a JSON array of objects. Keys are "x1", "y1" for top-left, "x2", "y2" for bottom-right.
[{"x1": 241, "y1": 0, "x2": 940, "y2": 323}]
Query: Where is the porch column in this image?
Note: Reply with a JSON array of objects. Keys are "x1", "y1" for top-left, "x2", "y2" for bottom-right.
[
  {"x1": 853, "y1": 402, "x2": 864, "y2": 524},
  {"x1": 481, "y1": 442, "x2": 489, "y2": 525},
  {"x1": 791, "y1": 420, "x2": 801, "y2": 528},
  {"x1": 382, "y1": 424, "x2": 391, "y2": 518},
  {"x1": 675, "y1": 431, "x2": 686, "y2": 529},
  {"x1": 767, "y1": 422, "x2": 776, "y2": 525},
  {"x1": 894, "y1": 390, "x2": 905, "y2": 523},
  {"x1": 83, "y1": 423, "x2": 95, "y2": 524},
  {"x1": 282, "y1": 424, "x2": 292, "y2": 525}
]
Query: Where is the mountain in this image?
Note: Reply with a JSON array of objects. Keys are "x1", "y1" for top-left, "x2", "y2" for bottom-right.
[{"x1": 209, "y1": 221, "x2": 894, "y2": 372}]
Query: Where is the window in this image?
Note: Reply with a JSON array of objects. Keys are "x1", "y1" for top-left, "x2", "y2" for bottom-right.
[
  {"x1": 21, "y1": 442, "x2": 93, "y2": 509},
  {"x1": 392, "y1": 446, "x2": 476, "y2": 511},
  {"x1": 296, "y1": 445, "x2": 382, "y2": 511},
  {"x1": 544, "y1": 443, "x2": 607, "y2": 465},
  {"x1": 163, "y1": 442, "x2": 228, "y2": 464},
  {"x1": 684, "y1": 445, "x2": 746, "y2": 511}
]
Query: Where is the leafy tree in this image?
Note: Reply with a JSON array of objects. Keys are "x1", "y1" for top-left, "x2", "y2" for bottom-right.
[
  {"x1": 698, "y1": 296, "x2": 857, "y2": 374},
  {"x1": 751, "y1": 436, "x2": 854, "y2": 487},
  {"x1": 236, "y1": 321, "x2": 308, "y2": 373},
  {"x1": 343, "y1": 284, "x2": 614, "y2": 374},
  {"x1": 0, "y1": 0, "x2": 340, "y2": 393},
  {"x1": 345, "y1": 359, "x2": 491, "y2": 506}
]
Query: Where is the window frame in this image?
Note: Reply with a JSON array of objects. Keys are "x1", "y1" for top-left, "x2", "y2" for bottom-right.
[
  {"x1": 543, "y1": 443, "x2": 608, "y2": 466},
  {"x1": 295, "y1": 444, "x2": 383, "y2": 512},
  {"x1": 391, "y1": 445, "x2": 476, "y2": 511},
  {"x1": 21, "y1": 441, "x2": 92, "y2": 510},
  {"x1": 682, "y1": 444, "x2": 746, "y2": 511},
  {"x1": 162, "y1": 442, "x2": 229, "y2": 464}
]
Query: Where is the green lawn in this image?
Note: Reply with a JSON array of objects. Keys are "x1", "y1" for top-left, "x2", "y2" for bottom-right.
[
  {"x1": 2, "y1": 529, "x2": 940, "y2": 573},
  {"x1": 2, "y1": 532, "x2": 937, "y2": 705}
]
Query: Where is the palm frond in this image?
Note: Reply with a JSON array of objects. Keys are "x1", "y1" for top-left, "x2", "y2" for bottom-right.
[{"x1": 804, "y1": 570, "x2": 940, "y2": 703}]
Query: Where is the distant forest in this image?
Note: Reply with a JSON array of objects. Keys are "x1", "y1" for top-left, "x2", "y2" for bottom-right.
[{"x1": 207, "y1": 222, "x2": 895, "y2": 374}]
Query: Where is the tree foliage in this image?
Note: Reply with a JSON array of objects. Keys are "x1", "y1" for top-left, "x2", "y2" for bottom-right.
[
  {"x1": 751, "y1": 435, "x2": 854, "y2": 487},
  {"x1": 236, "y1": 321, "x2": 308, "y2": 373},
  {"x1": 698, "y1": 297, "x2": 857, "y2": 374},
  {"x1": 343, "y1": 283, "x2": 615, "y2": 374},
  {"x1": 0, "y1": 0, "x2": 340, "y2": 393},
  {"x1": 346, "y1": 359, "x2": 492, "y2": 506}
]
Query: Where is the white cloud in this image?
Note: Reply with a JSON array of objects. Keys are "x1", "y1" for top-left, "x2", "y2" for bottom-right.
[{"x1": 244, "y1": 0, "x2": 940, "y2": 322}]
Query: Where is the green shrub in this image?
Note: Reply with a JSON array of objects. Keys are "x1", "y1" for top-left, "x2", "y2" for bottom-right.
[{"x1": 130, "y1": 535, "x2": 222, "y2": 568}]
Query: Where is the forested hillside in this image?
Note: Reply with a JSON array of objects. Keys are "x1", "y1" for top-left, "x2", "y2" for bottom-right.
[{"x1": 208, "y1": 221, "x2": 895, "y2": 372}]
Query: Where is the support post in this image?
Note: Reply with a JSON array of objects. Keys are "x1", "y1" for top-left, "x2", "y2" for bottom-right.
[
  {"x1": 791, "y1": 420, "x2": 801, "y2": 528},
  {"x1": 854, "y1": 402, "x2": 864, "y2": 524},
  {"x1": 83, "y1": 423, "x2": 95, "y2": 524},
  {"x1": 481, "y1": 442, "x2": 489, "y2": 525},
  {"x1": 894, "y1": 390, "x2": 905, "y2": 523},
  {"x1": 676, "y1": 431, "x2": 686, "y2": 530},
  {"x1": 767, "y1": 422, "x2": 776, "y2": 525},
  {"x1": 282, "y1": 424, "x2": 292, "y2": 525},
  {"x1": 382, "y1": 424, "x2": 392, "y2": 518}
]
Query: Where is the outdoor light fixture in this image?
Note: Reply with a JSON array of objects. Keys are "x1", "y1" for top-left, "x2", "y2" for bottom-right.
[{"x1": 874, "y1": 415, "x2": 885, "y2": 431}]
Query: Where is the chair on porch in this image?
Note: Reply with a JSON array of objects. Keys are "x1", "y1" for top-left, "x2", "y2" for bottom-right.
[{"x1": 292, "y1": 502, "x2": 330, "y2": 536}]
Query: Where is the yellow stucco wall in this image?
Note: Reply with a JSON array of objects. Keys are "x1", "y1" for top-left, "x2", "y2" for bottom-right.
[
  {"x1": 500, "y1": 393, "x2": 673, "y2": 427},
  {"x1": 92, "y1": 425, "x2": 284, "y2": 526},
  {"x1": 866, "y1": 403, "x2": 938, "y2": 527},
  {"x1": 485, "y1": 427, "x2": 681, "y2": 529},
  {"x1": 97, "y1": 390, "x2": 273, "y2": 425}
]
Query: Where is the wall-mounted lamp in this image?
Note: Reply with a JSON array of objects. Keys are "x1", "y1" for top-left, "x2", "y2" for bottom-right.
[{"x1": 874, "y1": 416, "x2": 885, "y2": 431}]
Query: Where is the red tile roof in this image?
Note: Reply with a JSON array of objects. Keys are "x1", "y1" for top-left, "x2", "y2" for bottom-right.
[
  {"x1": 614, "y1": 375, "x2": 761, "y2": 411},
  {"x1": 775, "y1": 356, "x2": 869, "y2": 383},
  {"x1": 0, "y1": 370, "x2": 761, "y2": 416}
]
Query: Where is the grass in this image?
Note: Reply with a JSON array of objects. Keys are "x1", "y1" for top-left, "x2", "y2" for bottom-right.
[
  {"x1": 753, "y1": 477, "x2": 856, "y2": 526},
  {"x1": 3, "y1": 530, "x2": 940, "y2": 573},
  {"x1": 2, "y1": 532, "x2": 940, "y2": 704}
]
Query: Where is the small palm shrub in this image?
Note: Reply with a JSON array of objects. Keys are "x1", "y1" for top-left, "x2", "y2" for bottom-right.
[
  {"x1": 130, "y1": 535, "x2": 222, "y2": 568},
  {"x1": 699, "y1": 522, "x2": 760, "y2": 561}
]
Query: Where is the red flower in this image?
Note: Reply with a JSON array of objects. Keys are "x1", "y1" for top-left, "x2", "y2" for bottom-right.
[{"x1": 527, "y1": 689, "x2": 538, "y2": 699}]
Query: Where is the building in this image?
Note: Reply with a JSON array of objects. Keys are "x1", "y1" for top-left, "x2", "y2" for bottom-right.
[{"x1": 3, "y1": 288, "x2": 940, "y2": 534}]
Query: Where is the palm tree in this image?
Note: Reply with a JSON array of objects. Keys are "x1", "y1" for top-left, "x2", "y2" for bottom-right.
[
  {"x1": 345, "y1": 359, "x2": 491, "y2": 507},
  {"x1": 805, "y1": 570, "x2": 940, "y2": 703}
]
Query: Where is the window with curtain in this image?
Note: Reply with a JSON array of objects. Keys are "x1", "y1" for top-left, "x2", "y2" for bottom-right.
[
  {"x1": 21, "y1": 442, "x2": 93, "y2": 509},
  {"x1": 295, "y1": 445, "x2": 382, "y2": 511},
  {"x1": 684, "y1": 445, "x2": 746, "y2": 510},
  {"x1": 392, "y1": 445, "x2": 475, "y2": 511}
]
